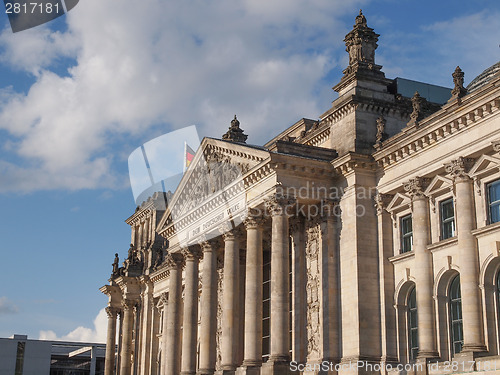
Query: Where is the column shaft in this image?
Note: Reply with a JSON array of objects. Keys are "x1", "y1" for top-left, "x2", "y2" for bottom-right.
[
  {"x1": 455, "y1": 178, "x2": 486, "y2": 352},
  {"x1": 221, "y1": 229, "x2": 240, "y2": 371},
  {"x1": 163, "y1": 255, "x2": 184, "y2": 375},
  {"x1": 198, "y1": 241, "x2": 218, "y2": 374},
  {"x1": 412, "y1": 196, "x2": 438, "y2": 358},
  {"x1": 120, "y1": 301, "x2": 135, "y2": 375},
  {"x1": 104, "y1": 307, "x2": 118, "y2": 375},
  {"x1": 181, "y1": 249, "x2": 201, "y2": 375},
  {"x1": 270, "y1": 212, "x2": 290, "y2": 362},
  {"x1": 242, "y1": 218, "x2": 264, "y2": 367}
]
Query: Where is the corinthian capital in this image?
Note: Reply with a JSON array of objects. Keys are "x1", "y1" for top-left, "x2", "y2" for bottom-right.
[
  {"x1": 182, "y1": 247, "x2": 203, "y2": 261},
  {"x1": 264, "y1": 194, "x2": 296, "y2": 217},
  {"x1": 444, "y1": 157, "x2": 475, "y2": 181},
  {"x1": 242, "y1": 208, "x2": 266, "y2": 229},
  {"x1": 164, "y1": 252, "x2": 185, "y2": 271},
  {"x1": 403, "y1": 177, "x2": 429, "y2": 199},
  {"x1": 219, "y1": 222, "x2": 242, "y2": 241},
  {"x1": 105, "y1": 306, "x2": 119, "y2": 318}
]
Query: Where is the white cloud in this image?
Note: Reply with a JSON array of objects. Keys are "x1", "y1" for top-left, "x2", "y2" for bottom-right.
[
  {"x1": 0, "y1": 296, "x2": 19, "y2": 314},
  {"x1": 0, "y1": 0, "x2": 359, "y2": 193},
  {"x1": 39, "y1": 308, "x2": 107, "y2": 343}
]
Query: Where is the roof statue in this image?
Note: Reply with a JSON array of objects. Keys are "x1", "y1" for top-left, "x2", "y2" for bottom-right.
[
  {"x1": 222, "y1": 115, "x2": 248, "y2": 143},
  {"x1": 450, "y1": 66, "x2": 467, "y2": 101},
  {"x1": 343, "y1": 9, "x2": 380, "y2": 75}
]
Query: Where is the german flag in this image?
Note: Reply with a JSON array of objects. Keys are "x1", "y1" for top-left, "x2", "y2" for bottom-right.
[{"x1": 184, "y1": 143, "x2": 195, "y2": 171}]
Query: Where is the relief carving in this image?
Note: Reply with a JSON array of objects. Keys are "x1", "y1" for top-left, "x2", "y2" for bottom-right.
[{"x1": 305, "y1": 219, "x2": 321, "y2": 359}]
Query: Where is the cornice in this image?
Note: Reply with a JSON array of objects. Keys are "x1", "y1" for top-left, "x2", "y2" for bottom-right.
[
  {"x1": 331, "y1": 152, "x2": 376, "y2": 175},
  {"x1": 374, "y1": 84, "x2": 500, "y2": 169}
]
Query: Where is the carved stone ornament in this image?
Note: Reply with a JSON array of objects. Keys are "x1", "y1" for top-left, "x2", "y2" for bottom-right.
[
  {"x1": 163, "y1": 252, "x2": 185, "y2": 271},
  {"x1": 374, "y1": 115, "x2": 387, "y2": 149},
  {"x1": 264, "y1": 195, "x2": 296, "y2": 217},
  {"x1": 222, "y1": 115, "x2": 248, "y2": 143},
  {"x1": 408, "y1": 91, "x2": 426, "y2": 127},
  {"x1": 450, "y1": 66, "x2": 467, "y2": 100},
  {"x1": 242, "y1": 208, "x2": 266, "y2": 229},
  {"x1": 343, "y1": 9, "x2": 379, "y2": 75},
  {"x1": 444, "y1": 157, "x2": 475, "y2": 181},
  {"x1": 403, "y1": 177, "x2": 430, "y2": 199},
  {"x1": 492, "y1": 140, "x2": 500, "y2": 153},
  {"x1": 105, "y1": 306, "x2": 119, "y2": 318},
  {"x1": 374, "y1": 193, "x2": 393, "y2": 215},
  {"x1": 182, "y1": 247, "x2": 203, "y2": 261},
  {"x1": 158, "y1": 292, "x2": 168, "y2": 308},
  {"x1": 305, "y1": 218, "x2": 321, "y2": 359},
  {"x1": 219, "y1": 222, "x2": 242, "y2": 241},
  {"x1": 122, "y1": 299, "x2": 136, "y2": 311}
]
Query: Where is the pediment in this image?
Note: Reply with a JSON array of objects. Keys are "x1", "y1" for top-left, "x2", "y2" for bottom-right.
[
  {"x1": 157, "y1": 138, "x2": 269, "y2": 235},
  {"x1": 468, "y1": 154, "x2": 500, "y2": 178},
  {"x1": 424, "y1": 175, "x2": 453, "y2": 197},
  {"x1": 386, "y1": 192, "x2": 410, "y2": 213}
]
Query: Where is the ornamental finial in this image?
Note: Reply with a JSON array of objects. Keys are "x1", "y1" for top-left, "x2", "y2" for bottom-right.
[{"x1": 222, "y1": 115, "x2": 248, "y2": 143}]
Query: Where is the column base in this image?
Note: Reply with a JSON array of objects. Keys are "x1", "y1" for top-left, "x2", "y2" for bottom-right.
[
  {"x1": 462, "y1": 344, "x2": 487, "y2": 354},
  {"x1": 236, "y1": 364, "x2": 262, "y2": 375},
  {"x1": 182, "y1": 372, "x2": 197, "y2": 375},
  {"x1": 262, "y1": 359, "x2": 290, "y2": 375},
  {"x1": 197, "y1": 368, "x2": 216, "y2": 375}
]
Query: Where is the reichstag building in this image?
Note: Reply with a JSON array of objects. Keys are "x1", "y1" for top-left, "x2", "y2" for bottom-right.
[{"x1": 100, "y1": 10, "x2": 500, "y2": 375}]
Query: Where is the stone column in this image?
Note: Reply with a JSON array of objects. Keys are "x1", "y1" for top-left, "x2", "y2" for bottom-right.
[
  {"x1": 149, "y1": 301, "x2": 161, "y2": 375},
  {"x1": 403, "y1": 178, "x2": 439, "y2": 361},
  {"x1": 264, "y1": 195, "x2": 295, "y2": 373},
  {"x1": 104, "y1": 306, "x2": 119, "y2": 375},
  {"x1": 289, "y1": 216, "x2": 306, "y2": 364},
  {"x1": 375, "y1": 194, "x2": 398, "y2": 364},
  {"x1": 163, "y1": 253, "x2": 185, "y2": 375},
  {"x1": 198, "y1": 239, "x2": 218, "y2": 375},
  {"x1": 120, "y1": 299, "x2": 136, "y2": 375},
  {"x1": 159, "y1": 293, "x2": 168, "y2": 374},
  {"x1": 181, "y1": 247, "x2": 202, "y2": 375},
  {"x1": 445, "y1": 158, "x2": 486, "y2": 353},
  {"x1": 220, "y1": 225, "x2": 241, "y2": 373},
  {"x1": 241, "y1": 212, "x2": 265, "y2": 373}
]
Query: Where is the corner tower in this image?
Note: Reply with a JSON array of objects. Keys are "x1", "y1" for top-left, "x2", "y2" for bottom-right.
[{"x1": 322, "y1": 10, "x2": 409, "y2": 156}]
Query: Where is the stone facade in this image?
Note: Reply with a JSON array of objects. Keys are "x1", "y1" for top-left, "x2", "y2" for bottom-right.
[{"x1": 101, "y1": 11, "x2": 500, "y2": 375}]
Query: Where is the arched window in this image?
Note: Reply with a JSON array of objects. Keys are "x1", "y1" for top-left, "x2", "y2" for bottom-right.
[
  {"x1": 449, "y1": 275, "x2": 463, "y2": 355},
  {"x1": 408, "y1": 287, "x2": 418, "y2": 361}
]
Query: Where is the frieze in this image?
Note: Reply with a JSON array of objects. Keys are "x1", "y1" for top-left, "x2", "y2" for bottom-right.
[{"x1": 375, "y1": 96, "x2": 500, "y2": 168}]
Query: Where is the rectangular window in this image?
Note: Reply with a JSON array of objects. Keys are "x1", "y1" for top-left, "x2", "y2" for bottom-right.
[
  {"x1": 488, "y1": 180, "x2": 500, "y2": 224},
  {"x1": 440, "y1": 198, "x2": 455, "y2": 240},
  {"x1": 401, "y1": 215, "x2": 413, "y2": 253}
]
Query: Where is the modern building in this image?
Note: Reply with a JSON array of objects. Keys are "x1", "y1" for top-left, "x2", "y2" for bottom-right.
[
  {"x1": 0, "y1": 334, "x2": 107, "y2": 375},
  {"x1": 100, "y1": 11, "x2": 500, "y2": 375}
]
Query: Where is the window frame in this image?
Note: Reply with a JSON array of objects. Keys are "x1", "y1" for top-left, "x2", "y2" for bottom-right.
[
  {"x1": 449, "y1": 275, "x2": 463, "y2": 355},
  {"x1": 487, "y1": 179, "x2": 500, "y2": 224},
  {"x1": 407, "y1": 287, "x2": 418, "y2": 361},
  {"x1": 400, "y1": 214, "x2": 413, "y2": 253},
  {"x1": 440, "y1": 198, "x2": 456, "y2": 240}
]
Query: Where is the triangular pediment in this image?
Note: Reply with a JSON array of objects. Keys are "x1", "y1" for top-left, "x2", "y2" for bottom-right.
[
  {"x1": 386, "y1": 192, "x2": 410, "y2": 212},
  {"x1": 469, "y1": 154, "x2": 500, "y2": 178},
  {"x1": 424, "y1": 175, "x2": 453, "y2": 197},
  {"x1": 157, "y1": 138, "x2": 269, "y2": 234}
]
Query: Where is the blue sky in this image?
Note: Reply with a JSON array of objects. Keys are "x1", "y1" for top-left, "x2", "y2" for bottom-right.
[{"x1": 0, "y1": 0, "x2": 499, "y2": 341}]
